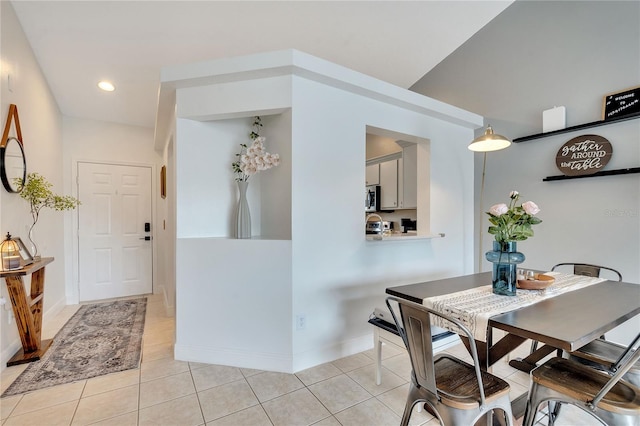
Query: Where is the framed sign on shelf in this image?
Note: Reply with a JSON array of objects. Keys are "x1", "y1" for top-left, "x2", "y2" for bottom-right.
[
  {"x1": 602, "y1": 86, "x2": 640, "y2": 120},
  {"x1": 13, "y1": 237, "x2": 34, "y2": 266}
]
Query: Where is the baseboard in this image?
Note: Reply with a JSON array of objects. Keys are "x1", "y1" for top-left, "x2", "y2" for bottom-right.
[
  {"x1": 174, "y1": 343, "x2": 293, "y2": 373},
  {"x1": 161, "y1": 286, "x2": 175, "y2": 317},
  {"x1": 291, "y1": 333, "x2": 373, "y2": 373},
  {"x1": 0, "y1": 341, "x2": 22, "y2": 373},
  {"x1": 175, "y1": 333, "x2": 373, "y2": 375}
]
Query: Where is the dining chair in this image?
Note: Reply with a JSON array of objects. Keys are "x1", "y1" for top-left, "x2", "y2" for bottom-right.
[
  {"x1": 523, "y1": 340, "x2": 640, "y2": 426},
  {"x1": 549, "y1": 263, "x2": 639, "y2": 383},
  {"x1": 385, "y1": 296, "x2": 513, "y2": 426},
  {"x1": 569, "y1": 331, "x2": 640, "y2": 387},
  {"x1": 550, "y1": 262, "x2": 622, "y2": 281},
  {"x1": 529, "y1": 262, "x2": 623, "y2": 354}
]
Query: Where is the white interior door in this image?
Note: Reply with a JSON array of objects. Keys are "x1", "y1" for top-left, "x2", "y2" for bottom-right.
[{"x1": 78, "y1": 162, "x2": 152, "y2": 301}]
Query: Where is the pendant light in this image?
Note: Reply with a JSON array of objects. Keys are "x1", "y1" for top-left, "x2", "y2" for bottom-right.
[{"x1": 468, "y1": 125, "x2": 511, "y2": 152}]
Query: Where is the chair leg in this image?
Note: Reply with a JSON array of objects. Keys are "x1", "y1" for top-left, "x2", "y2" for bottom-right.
[
  {"x1": 401, "y1": 382, "x2": 426, "y2": 426},
  {"x1": 548, "y1": 401, "x2": 562, "y2": 426},
  {"x1": 374, "y1": 328, "x2": 382, "y2": 385},
  {"x1": 530, "y1": 340, "x2": 539, "y2": 353},
  {"x1": 523, "y1": 382, "x2": 542, "y2": 426},
  {"x1": 400, "y1": 393, "x2": 417, "y2": 426}
]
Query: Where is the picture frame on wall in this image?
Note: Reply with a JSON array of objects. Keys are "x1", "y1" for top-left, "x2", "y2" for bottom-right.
[
  {"x1": 13, "y1": 237, "x2": 34, "y2": 266},
  {"x1": 602, "y1": 86, "x2": 640, "y2": 120},
  {"x1": 160, "y1": 165, "x2": 166, "y2": 199}
]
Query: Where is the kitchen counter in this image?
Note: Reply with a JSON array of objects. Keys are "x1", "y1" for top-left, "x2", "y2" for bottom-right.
[{"x1": 366, "y1": 231, "x2": 445, "y2": 241}]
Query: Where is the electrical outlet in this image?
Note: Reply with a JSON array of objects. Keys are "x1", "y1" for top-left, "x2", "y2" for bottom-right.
[{"x1": 296, "y1": 314, "x2": 306, "y2": 330}]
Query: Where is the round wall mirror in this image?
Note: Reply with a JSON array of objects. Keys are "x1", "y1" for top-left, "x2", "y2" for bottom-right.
[{"x1": 0, "y1": 137, "x2": 27, "y2": 193}]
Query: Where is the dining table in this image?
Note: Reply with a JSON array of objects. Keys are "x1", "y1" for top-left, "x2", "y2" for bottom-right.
[{"x1": 386, "y1": 270, "x2": 640, "y2": 418}]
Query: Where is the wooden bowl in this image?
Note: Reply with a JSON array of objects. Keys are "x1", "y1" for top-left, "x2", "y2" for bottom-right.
[{"x1": 517, "y1": 274, "x2": 555, "y2": 290}]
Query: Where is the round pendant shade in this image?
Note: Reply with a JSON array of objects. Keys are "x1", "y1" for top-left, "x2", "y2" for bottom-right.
[{"x1": 468, "y1": 126, "x2": 511, "y2": 152}]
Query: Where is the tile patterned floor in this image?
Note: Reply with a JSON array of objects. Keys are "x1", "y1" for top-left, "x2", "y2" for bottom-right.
[{"x1": 0, "y1": 293, "x2": 601, "y2": 425}]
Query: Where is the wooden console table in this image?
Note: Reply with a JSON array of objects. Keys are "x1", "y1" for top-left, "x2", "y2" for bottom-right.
[{"x1": 1, "y1": 257, "x2": 54, "y2": 366}]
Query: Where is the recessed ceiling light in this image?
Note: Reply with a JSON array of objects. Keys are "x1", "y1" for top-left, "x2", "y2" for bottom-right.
[{"x1": 97, "y1": 81, "x2": 115, "y2": 92}]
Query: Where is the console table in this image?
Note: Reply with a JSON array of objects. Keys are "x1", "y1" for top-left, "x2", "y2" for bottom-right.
[{"x1": 1, "y1": 257, "x2": 54, "y2": 366}]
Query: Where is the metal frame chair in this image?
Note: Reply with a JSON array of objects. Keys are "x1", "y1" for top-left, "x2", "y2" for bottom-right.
[
  {"x1": 523, "y1": 337, "x2": 640, "y2": 426},
  {"x1": 569, "y1": 331, "x2": 640, "y2": 387},
  {"x1": 551, "y1": 262, "x2": 622, "y2": 281},
  {"x1": 549, "y1": 263, "x2": 639, "y2": 385},
  {"x1": 386, "y1": 296, "x2": 513, "y2": 426},
  {"x1": 530, "y1": 262, "x2": 623, "y2": 355},
  {"x1": 538, "y1": 263, "x2": 639, "y2": 424}
]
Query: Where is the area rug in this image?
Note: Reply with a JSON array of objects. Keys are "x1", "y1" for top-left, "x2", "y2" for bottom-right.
[{"x1": 2, "y1": 298, "x2": 146, "y2": 397}]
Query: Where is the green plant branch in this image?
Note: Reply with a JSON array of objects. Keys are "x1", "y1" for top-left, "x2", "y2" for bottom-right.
[{"x1": 13, "y1": 173, "x2": 81, "y2": 230}]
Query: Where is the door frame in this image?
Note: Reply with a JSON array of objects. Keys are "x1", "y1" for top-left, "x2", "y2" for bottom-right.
[{"x1": 70, "y1": 159, "x2": 158, "y2": 304}]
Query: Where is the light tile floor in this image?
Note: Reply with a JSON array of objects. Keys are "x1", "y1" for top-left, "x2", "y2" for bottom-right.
[{"x1": 0, "y1": 293, "x2": 601, "y2": 425}]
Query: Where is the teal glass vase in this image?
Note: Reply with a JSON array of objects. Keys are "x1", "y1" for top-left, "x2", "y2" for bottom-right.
[{"x1": 486, "y1": 241, "x2": 525, "y2": 296}]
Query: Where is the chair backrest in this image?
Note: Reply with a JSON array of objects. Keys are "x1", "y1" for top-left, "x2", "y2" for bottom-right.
[
  {"x1": 611, "y1": 331, "x2": 640, "y2": 375},
  {"x1": 591, "y1": 335, "x2": 640, "y2": 408},
  {"x1": 386, "y1": 296, "x2": 487, "y2": 405},
  {"x1": 551, "y1": 262, "x2": 622, "y2": 282}
]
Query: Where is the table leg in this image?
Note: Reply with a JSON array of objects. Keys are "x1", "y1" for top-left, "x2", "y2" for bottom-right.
[
  {"x1": 508, "y1": 344, "x2": 558, "y2": 373},
  {"x1": 30, "y1": 267, "x2": 46, "y2": 341},
  {"x1": 460, "y1": 334, "x2": 527, "y2": 370},
  {"x1": 4, "y1": 272, "x2": 51, "y2": 366},
  {"x1": 5, "y1": 275, "x2": 40, "y2": 353}
]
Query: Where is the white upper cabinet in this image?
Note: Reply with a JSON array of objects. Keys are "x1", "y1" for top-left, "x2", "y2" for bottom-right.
[
  {"x1": 366, "y1": 163, "x2": 379, "y2": 186},
  {"x1": 366, "y1": 144, "x2": 417, "y2": 210},
  {"x1": 399, "y1": 144, "x2": 417, "y2": 209},
  {"x1": 379, "y1": 159, "x2": 398, "y2": 209}
]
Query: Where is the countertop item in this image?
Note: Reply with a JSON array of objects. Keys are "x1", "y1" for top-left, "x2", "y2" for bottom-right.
[
  {"x1": 366, "y1": 220, "x2": 391, "y2": 234},
  {"x1": 366, "y1": 231, "x2": 445, "y2": 241}
]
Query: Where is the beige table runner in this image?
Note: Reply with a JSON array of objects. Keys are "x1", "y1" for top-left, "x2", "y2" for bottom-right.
[{"x1": 423, "y1": 272, "x2": 606, "y2": 342}]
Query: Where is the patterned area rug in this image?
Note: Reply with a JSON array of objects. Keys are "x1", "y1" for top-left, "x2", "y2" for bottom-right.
[{"x1": 2, "y1": 298, "x2": 146, "y2": 397}]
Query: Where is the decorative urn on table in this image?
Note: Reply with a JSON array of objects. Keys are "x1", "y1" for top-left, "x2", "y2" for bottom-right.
[
  {"x1": 231, "y1": 117, "x2": 280, "y2": 239},
  {"x1": 485, "y1": 191, "x2": 542, "y2": 296}
]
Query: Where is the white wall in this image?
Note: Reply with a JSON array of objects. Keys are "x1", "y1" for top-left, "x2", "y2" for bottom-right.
[
  {"x1": 0, "y1": 2, "x2": 66, "y2": 368},
  {"x1": 289, "y1": 75, "x2": 474, "y2": 370},
  {"x1": 169, "y1": 54, "x2": 478, "y2": 372},
  {"x1": 62, "y1": 116, "x2": 161, "y2": 303}
]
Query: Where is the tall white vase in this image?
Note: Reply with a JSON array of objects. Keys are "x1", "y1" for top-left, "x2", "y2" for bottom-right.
[{"x1": 235, "y1": 180, "x2": 251, "y2": 239}]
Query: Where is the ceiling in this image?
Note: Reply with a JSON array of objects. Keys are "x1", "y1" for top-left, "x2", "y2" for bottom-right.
[{"x1": 10, "y1": 1, "x2": 513, "y2": 130}]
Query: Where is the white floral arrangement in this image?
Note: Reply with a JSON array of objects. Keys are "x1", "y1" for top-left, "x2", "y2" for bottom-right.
[{"x1": 232, "y1": 116, "x2": 280, "y2": 182}]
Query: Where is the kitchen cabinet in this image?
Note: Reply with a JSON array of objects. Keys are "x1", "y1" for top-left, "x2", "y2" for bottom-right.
[
  {"x1": 366, "y1": 163, "x2": 379, "y2": 185},
  {"x1": 379, "y1": 159, "x2": 398, "y2": 209},
  {"x1": 399, "y1": 144, "x2": 417, "y2": 209},
  {"x1": 367, "y1": 145, "x2": 417, "y2": 210}
]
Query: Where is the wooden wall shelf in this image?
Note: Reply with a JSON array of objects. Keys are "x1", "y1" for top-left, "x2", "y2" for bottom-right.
[
  {"x1": 1, "y1": 257, "x2": 54, "y2": 366},
  {"x1": 514, "y1": 112, "x2": 640, "y2": 143},
  {"x1": 543, "y1": 167, "x2": 640, "y2": 182}
]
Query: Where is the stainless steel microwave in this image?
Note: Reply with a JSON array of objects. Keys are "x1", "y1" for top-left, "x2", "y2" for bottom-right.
[{"x1": 366, "y1": 185, "x2": 380, "y2": 212}]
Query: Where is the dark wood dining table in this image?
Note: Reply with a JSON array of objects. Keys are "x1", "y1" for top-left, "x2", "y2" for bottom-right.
[{"x1": 386, "y1": 271, "x2": 640, "y2": 417}]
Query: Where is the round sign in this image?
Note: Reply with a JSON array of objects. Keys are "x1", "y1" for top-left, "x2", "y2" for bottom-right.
[{"x1": 555, "y1": 134, "x2": 612, "y2": 176}]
